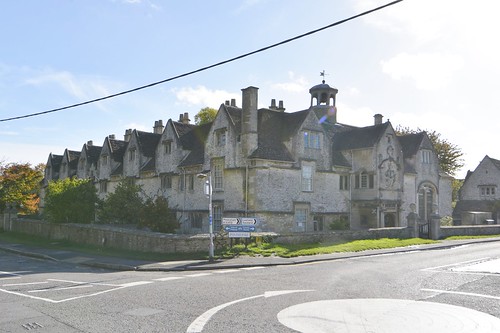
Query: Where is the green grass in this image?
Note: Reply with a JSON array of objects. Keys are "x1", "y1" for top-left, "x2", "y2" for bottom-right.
[{"x1": 221, "y1": 238, "x2": 438, "y2": 258}]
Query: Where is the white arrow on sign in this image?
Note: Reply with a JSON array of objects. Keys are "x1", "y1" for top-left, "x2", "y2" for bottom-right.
[{"x1": 186, "y1": 290, "x2": 313, "y2": 333}]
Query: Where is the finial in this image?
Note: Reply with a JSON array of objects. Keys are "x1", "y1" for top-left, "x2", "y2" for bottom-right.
[{"x1": 320, "y1": 70, "x2": 328, "y2": 84}]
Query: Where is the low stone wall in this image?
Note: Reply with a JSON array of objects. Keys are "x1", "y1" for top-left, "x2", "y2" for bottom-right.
[
  {"x1": 274, "y1": 227, "x2": 413, "y2": 244},
  {"x1": 440, "y1": 225, "x2": 500, "y2": 238},
  {"x1": 4, "y1": 218, "x2": 211, "y2": 254}
]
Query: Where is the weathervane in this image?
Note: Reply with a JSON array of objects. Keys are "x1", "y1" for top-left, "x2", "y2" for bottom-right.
[{"x1": 320, "y1": 70, "x2": 329, "y2": 83}]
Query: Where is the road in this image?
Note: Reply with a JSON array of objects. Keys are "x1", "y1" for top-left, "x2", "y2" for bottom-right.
[{"x1": 2, "y1": 241, "x2": 500, "y2": 332}]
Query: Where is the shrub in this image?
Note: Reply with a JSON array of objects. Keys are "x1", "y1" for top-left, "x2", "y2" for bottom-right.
[
  {"x1": 45, "y1": 178, "x2": 98, "y2": 224},
  {"x1": 139, "y1": 196, "x2": 178, "y2": 233},
  {"x1": 98, "y1": 180, "x2": 144, "y2": 225},
  {"x1": 329, "y1": 216, "x2": 350, "y2": 231}
]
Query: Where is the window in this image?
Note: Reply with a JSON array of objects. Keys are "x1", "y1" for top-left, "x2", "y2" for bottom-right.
[
  {"x1": 101, "y1": 155, "x2": 108, "y2": 166},
  {"x1": 294, "y1": 207, "x2": 309, "y2": 232},
  {"x1": 99, "y1": 181, "x2": 108, "y2": 193},
  {"x1": 161, "y1": 174, "x2": 172, "y2": 189},
  {"x1": 480, "y1": 186, "x2": 496, "y2": 198},
  {"x1": 215, "y1": 129, "x2": 226, "y2": 146},
  {"x1": 422, "y1": 150, "x2": 432, "y2": 164},
  {"x1": 313, "y1": 215, "x2": 324, "y2": 232},
  {"x1": 178, "y1": 174, "x2": 185, "y2": 191},
  {"x1": 355, "y1": 172, "x2": 374, "y2": 189},
  {"x1": 190, "y1": 212, "x2": 203, "y2": 229},
  {"x1": 339, "y1": 175, "x2": 349, "y2": 190},
  {"x1": 301, "y1": 165, "x2": 313, "y2": 191},
  {"x1": 213, "y1": 159, "x2": 224, "y2": 190},
  {"x1": 129, "y1": 149, "x2": 136, "y2": 161},
  {"x1": 164, "y1": 141, "x2": 172, "y2": 154},
  {"x1": 304, "y1": 131, "x2": 321, "y2": 149},
  {"x1": 213, "y1": 202, "x2": 223, "y2": 231},
  {"x1": 188, "y1": 174, "x2": 194, "y2": 191}
]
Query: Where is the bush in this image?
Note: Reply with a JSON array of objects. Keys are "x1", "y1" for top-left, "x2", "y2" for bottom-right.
[
  {"x1": 329, "y1": 216, "x2": 350, "y2": 231},
  {"x1": 98, "y1": 181, "x2": 144, "y2": 225},
  {"x1": 139, "y1": 196, "x2": 178, "y2": 233},
  {"x1": 45, "y1": 178, "x2": 98, "y2": 224}
]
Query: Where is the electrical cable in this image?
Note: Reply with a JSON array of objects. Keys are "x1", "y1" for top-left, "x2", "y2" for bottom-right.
[{"x1": 0, "y1": 0, "x2": 403, "y2": 123}]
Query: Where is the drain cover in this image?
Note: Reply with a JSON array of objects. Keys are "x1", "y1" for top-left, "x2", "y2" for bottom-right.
[{"x1": 22, "y1": 322, "x2": 43, "y2": 330}]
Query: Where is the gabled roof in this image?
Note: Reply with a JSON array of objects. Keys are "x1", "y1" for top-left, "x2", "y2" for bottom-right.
[
  {"x1": 332, "y1": 122, "x2": 390, "y2": 151},
  {"x1": 48, "y1": 153, "x2": 63, "y2": 168},
  {"x1": 172, "y1": 121, "x2": 195, "y2": 139},
  {"x1": 84, "y1": 144, "x2": 102, "y2": 164},
  {"x1": 109, "y1": 139, "x2": 128, "y2": 162},
  {"x1": 398, "y1": 132, "x2": 425, "y2": 158},
  {"x1": 224, "y1": 105, "x2": 242, "y2": 134},
  {"x1": 487, "y1": 155, "x2": 500, "y2": 170},
  {"x1": 136, "y1": 131, "x2": 161, "y2": 158},
  {"x1": 178, "y1": 122, "x2": 212, "y2": 167},
  {"x1": 248, "y1": 109, "x2": 308, "y2": 161}
]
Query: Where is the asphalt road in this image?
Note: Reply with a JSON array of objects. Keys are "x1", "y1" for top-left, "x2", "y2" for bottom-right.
[{"x1": 2, "y1": 241, "x2": 500, "y2": 332}]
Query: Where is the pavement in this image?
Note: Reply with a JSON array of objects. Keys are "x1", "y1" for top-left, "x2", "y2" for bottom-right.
[{"x1": 1, "y1": 237, "x2": 500, "y2": 272}]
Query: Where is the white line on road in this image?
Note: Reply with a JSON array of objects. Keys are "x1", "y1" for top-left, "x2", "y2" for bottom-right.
[
  {"x1": 213, "y1": 269, "x2": 241, "y2": 274},
  {"x1": 240, "y1": 266, "x2": 265, "y2": 270},
  {"x1": 120, "y1": 281, "x2": 154, "y2": 287},
  {"x1": 2, "y1": 282, "x2": 49, "y2": 287},
  {"x1": 422, "y1": 288, "x2": 500, "y2": 300},
  {"x1": 29, "y1": 284, "x2": 94, "y2": 293},
  {"x1": 421, "y1": 258, "x2": 491, "y2": 272},
  {"x1": 186, "y1": 290, "x2": 312, "y2": 333},
  {"x1": 154, "y1": 277, "x2": 185, "y2": 281},
  {"x1": 185, "y1": 273, "x2": 213, "y2": 278}
]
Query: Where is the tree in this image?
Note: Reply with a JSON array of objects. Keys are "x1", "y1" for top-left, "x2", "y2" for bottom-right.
[
  {"x1": 194, "y1": 107, "x2": 217, "y2": 125},
  {"x1": 0, "y1": 162, "x2": 44, "y2": 214},
  {"x1": 44, "y1": 178, "x2": 98, "y2": 224},
  {"x1": 395, "y1": 126, "x2": 464, "y2": 176},
  {"x1": 98, "y1": 180, "x2": 144, "y2": 225},
  {"x1": 139, "y1": 196, "x2": 178, "y2": 233}
]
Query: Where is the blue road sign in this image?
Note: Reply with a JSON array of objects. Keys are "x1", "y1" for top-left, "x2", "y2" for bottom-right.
[{"x1": 223, "y1": 225, "x2": 256, "y2": 232}]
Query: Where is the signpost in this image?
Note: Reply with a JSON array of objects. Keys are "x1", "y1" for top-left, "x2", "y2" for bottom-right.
[{"x1": 222, "y1": 217, "x2": 259, "y2": 238}]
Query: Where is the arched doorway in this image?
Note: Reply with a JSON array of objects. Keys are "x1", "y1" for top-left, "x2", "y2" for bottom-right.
[
  {"x1": 418, "y1": 184, "x2": 436, "y2": 222},
  {"x1": 384, "y1": 213, "x2": 396, "y2": 227}
]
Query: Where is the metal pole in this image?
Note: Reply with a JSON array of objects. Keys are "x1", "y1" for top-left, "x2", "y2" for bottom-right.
[{"x1": 208, "y1": 172, "x2": 214, "y2": 262}]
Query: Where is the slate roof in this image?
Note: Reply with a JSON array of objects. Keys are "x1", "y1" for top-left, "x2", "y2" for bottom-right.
[
  {"x1": 398, "y1": 133, "x2": 424, "y2": 158},
  {"x1": 224, "y1": 105, "x2": 242, "y2": 134},
  {"x1": 488, "y1": 155, "x2": 500, "y2": 170},
  {"x1": 109, "y1": 139, "x2": 128, "y2": 162},
  {"x1": 85, "y1": 145, "x2": 102, "y2": 164},
  {"x1": 136, "y1": 131, "x2": 161, "y2": 158},
  {"x1": 172, "y1": 121, "x2": 195, "y2": 139},
  {"x1": 246, "y1": 109, "x2": 307, "y2": 161},
  {"x1": 49, "y1": 154, "x2": 63, "y2": 169},
  {"x1": 453, "y1": 200, "x2": 496, "y2": 218},
  {"x1": 332, "y1": 122, "x2": 390, "y2": 151},
  {"x1": 178, "y1": 122, "x2": 212, "y2": 167}
]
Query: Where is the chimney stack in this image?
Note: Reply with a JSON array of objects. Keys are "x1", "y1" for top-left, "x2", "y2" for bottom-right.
[
  {"x1": 278, "y1": 100, "x2": 285, "y2": 112},
  {"x1": 153, "y1": 120, "x2": 164, "y2": 134},
  {"x1": 123, "y1": 129, "x2": 132, "y2": 142},
  {"x1": 374, "y1": 114, "x2": 383, "y2": 125},
  {"x1": 87, "y1": 140, "x2": 93, "y2": 147},
  {"x1": 269, "y1": 99, "x2": 277, "y2": 109},
  {"x1": 182, "y1": 112, "x2": 190, "y2": 124},
  {"x1": 231, "y1": 98, "x2": 236, "y2": 107},
  {"x1": 225, "y1": 100, "x2": 230, "y2": 106},
  {"x1": 241, "y1": 86, "x2": 259, "y2": 157}
]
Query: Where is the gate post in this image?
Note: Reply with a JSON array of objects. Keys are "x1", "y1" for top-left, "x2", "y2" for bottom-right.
[{"x1": 430, "y1": 214, "x2": 441, "y2": 240}]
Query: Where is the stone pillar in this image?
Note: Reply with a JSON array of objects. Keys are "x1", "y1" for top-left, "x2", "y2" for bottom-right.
[
  {"x1": 406, "y1": 212, "x2": 418, "y2": 238},
  {"x1": 430, "y1": 214, "x2": 441, "y2": 240}
]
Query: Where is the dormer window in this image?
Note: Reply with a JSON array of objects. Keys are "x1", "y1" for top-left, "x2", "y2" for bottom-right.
[
  {"x1": 129, "y1": 148, "x2": 136, "y2": 161},
  {"x1": 304, "y1": 131, "x2": 321, "y2": 149},
  {"x1": 422, "y1": 150, "x2": 432, "y2": 164},
  {"x1": 164, "y1": 140, "x2": 172, "y2": 154},
  {"x1": 101, "y1": 155, "x2": 108, "y2": 166}
]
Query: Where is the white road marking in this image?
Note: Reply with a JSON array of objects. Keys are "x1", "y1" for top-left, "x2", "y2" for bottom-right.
[
  {"x1": 2, "y1": 282, "x2": 48, "y2": 287},
  {"x1": 421, "y1": 258, "x2": 491, "y2": 272},
  {"x1": 29, "y1": 284, "x2": 94, "y2": 293},
  {"x1": 213, "y1": 269, "x2": 240, "y2": 274},
  {"x1": 185, "y1": 273, "x2": 212, "y2": 278},
  {"x1": 154, "y1": 277, "x2": 185, "y2": 281},
  {"x1": 120, "y1": 281, "x2": 153, "y2": 287},
  {"x1": 422, "y1": 288, "x2": 500, "y2": 300},
  {"x1": 240, "y1": 266, "x2": 265, "y2": 270},
  {"x1": 186, "y1": 290, "x2": 312, "y2": 333}
]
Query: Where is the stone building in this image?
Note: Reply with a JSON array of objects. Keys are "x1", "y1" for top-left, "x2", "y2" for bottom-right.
[
  {"x1": 41, "y1": 81, "x2": 452, "y2": 233},
  {"x1": 453, "y1": 155, "x2": 500, "y2": 225}
]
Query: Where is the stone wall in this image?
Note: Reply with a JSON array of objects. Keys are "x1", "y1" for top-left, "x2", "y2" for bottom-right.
[{"x1": 440, "y1": 225, "x2": 500, "y2": 238}]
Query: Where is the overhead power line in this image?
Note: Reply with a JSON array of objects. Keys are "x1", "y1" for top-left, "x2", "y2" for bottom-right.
[{"x1": 1, "y1": 0, "x2": 403, "y2": 123}]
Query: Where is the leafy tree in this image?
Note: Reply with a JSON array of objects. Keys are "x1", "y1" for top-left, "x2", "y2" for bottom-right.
[
  {"x1": 139, "y1": 196, "x2": 178, "y2": 233},
  {"x1": 44, "y1": 178, "x2": 98, "y2": 224},
  {"x1": 194, "y1": 107, "x2": 218, "y2": 125},
  {"x1": 0, "y1": 162, "x2": 44, "y2": 214},
  {"x1": 395, "y1": 126, "x2": 464, "y2": 176},
  {"x1": 98, "y1": 180, "x2": 144, "y2": 225}
]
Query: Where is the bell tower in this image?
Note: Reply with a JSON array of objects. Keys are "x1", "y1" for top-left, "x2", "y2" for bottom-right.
[{"x1": 309, "y1": 71, "x2": 338, "y2": 123}]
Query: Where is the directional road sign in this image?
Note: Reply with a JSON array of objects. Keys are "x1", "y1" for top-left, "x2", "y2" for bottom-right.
[
  {"x1": 228, "y1": 232, "x2": 251, "y2": 238},
  {"x1": 240, "y1": 217, "x2": 258, "y2": 225},
  {"x1": 222, "y1": 218, "x2": 239, "y2": 225},
  {"x1": 223, "y1": 225, "x2": 256, "y2": 232}
]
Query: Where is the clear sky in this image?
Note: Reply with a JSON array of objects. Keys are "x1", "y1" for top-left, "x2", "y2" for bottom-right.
[{"x1": 1, "y1": 0, "x2": 499, "y2": 178}]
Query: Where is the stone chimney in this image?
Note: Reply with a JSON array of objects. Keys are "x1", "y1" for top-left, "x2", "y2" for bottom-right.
[
  {"x1": 269, "y1": 99, "x2": 277, "y2": 110},
  {"x1": 374, "y1": 114, "x2": 383, "y2": 125},
  {"x1": 225, "y1": 100, "x2": 230, "y2": 106},
  {"x1": 231, "y1": 99, "x2": 236, "y2": 107},
  {"x1": 241, "y1": 86, "x2": 259, "y2": 157},
  {"x1": 87, "y1": 140, "x2": 93, "y2": 147},
  {"x1": 153, "y1": 120, "x2": 164, "y2": 134},
  {"x1": 109, "y1": 134, "x2": 116, "y2": 140},
  {"x1": 123, "y1": 129, "x2": 132, "y2": 142},
  {"x1": 182, "y1": 112, "x2": 190, "y2": 124},
  {"x1": 277, "y1": 100, "x2": 285, "y2": 112}
]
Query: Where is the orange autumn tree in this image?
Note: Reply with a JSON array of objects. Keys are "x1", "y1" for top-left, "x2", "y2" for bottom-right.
[{"x1": 0, "y1": 162, "x2": 44, "y2": 214}]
